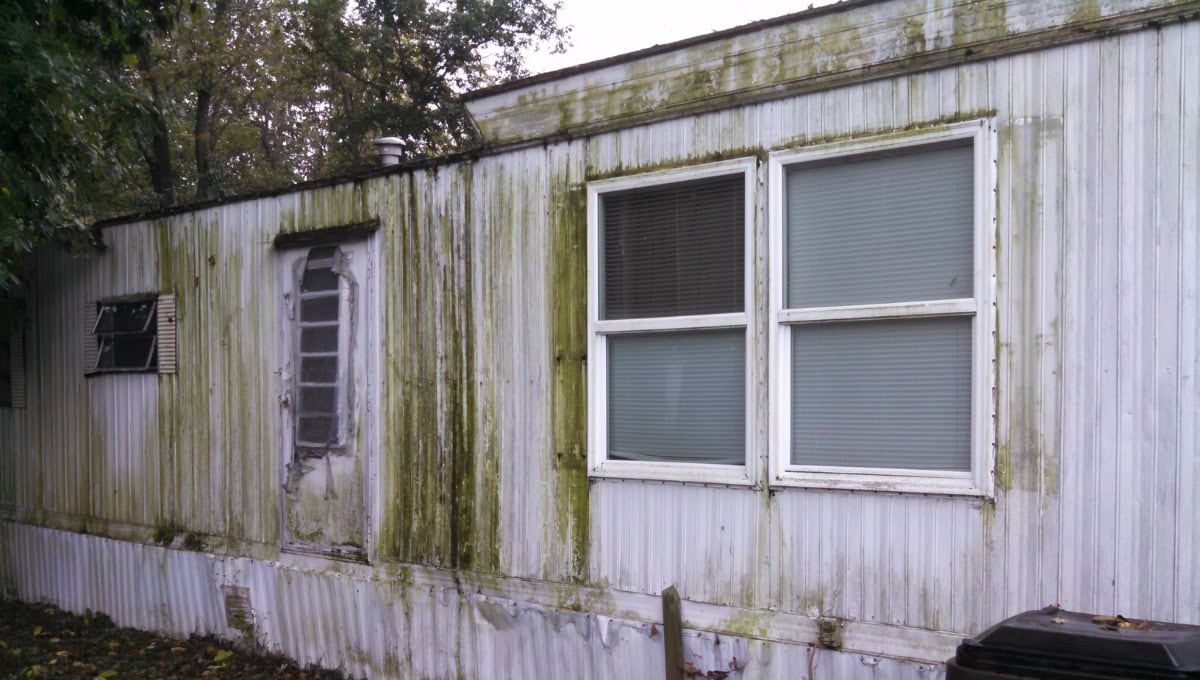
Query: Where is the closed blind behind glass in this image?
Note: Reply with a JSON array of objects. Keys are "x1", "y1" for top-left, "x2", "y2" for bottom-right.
[
  {"x1": 787, "y1": 144, "x2": 974, "y2": 308},
  {"x1": 608, "y1": 329, "x2": 744, "y2": 465},
  {"x1": 791, "y1": 317, "x2": 971, "y2": 470},
  {"x1": 602, "y1": 175, "x2": 743, "y2": 319}
]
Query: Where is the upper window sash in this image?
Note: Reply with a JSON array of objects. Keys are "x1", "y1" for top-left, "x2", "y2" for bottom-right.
[
  {"x1": 94, "y1": 300, "x2": 157, "y2": 336},
  {"x1": 587, "y1": 158, "x2": 758, "y2": 486},
  {"x1": 767, "y1": 119, "x2": 997, "y2": 497}
]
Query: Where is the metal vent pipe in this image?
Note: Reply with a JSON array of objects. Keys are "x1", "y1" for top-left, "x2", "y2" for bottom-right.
[{"x1": 372, "y1": 137, "x2": 405, "y2": 166}]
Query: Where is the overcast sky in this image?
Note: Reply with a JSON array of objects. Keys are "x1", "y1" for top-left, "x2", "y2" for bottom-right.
[{"x1": 523, "y1": 0, "x2": 841, "y2": 75}]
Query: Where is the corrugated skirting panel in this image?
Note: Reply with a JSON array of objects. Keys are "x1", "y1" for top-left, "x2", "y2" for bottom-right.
[{"x1": 0, "y1": 522, "x2": 942, "y2": 679}]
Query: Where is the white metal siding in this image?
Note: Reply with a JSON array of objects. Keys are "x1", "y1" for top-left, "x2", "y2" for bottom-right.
[{"x1": 0, "y1": 13, "x2": 1196, "y2": 676}]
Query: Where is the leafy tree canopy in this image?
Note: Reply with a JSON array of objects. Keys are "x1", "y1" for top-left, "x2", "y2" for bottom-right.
[
  {"x1": 0, "y1": 0, "x2": 171, "y2": 291},
  {"x1": 0, "y1": 0, "x2": 567, "y2": 302}
]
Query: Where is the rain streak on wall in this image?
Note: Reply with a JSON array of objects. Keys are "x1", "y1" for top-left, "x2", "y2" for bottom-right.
[{"x1": 0, "y1": 8, "x2": 1197, "y2": 666}]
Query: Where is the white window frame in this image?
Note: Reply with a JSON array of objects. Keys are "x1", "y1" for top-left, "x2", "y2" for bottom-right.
[
  {"x1": 587, "y1": 158, "x2": 757, "y2": 486},
  {"x1": 768, "y1": 119, "x2": 997, "y2": 496}
]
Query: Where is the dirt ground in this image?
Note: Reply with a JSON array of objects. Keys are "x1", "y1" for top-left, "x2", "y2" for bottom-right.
[{"x1": 0, "y1": 599, "x2": 350, "y2": 679}]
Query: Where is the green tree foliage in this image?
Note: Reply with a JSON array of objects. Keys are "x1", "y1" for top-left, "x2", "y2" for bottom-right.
[
  {"x1": 300, "y1": 0, "x2": 568, "y2": 172},
  {"x1": 0, "y1": 0, "x2": 567, "y2": 302},
  {"x1": 0, "y1": 0, "x2": 170, "y2": 291},
  {"x1": 129, "y1": 0, "x2": 568, "y2": 201}
]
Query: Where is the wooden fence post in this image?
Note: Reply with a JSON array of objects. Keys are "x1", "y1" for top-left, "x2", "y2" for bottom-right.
[{"x1": 662, "y1": 586, "x2": 683, "y2": 680}]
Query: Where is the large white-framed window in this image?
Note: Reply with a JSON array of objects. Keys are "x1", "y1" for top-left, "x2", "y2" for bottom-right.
[
  {"x1": 769, "y1": 120, "x2": 996, "y2": 496},
  {"x1": 588, "y1": 158, "x2": 757, "y2": 485}
]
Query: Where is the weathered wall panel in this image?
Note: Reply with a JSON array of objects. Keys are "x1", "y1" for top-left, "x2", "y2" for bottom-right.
[
  {"x1": 1, "y1": 4, "x2": 1197, "y2": 677},
  {"x1": 1, "y1": 522, "x2": 942, "y2": 679},
  {"x1": 464, "y1": 0, "x2": 1200, "y2": 146}
]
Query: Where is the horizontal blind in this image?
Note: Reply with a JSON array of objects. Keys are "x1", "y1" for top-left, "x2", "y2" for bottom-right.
[
  {"x1": 791, "y1": 316, "x2": 971, "y2": 470},
  {"x1": 786, "y1": 143, "x2": 974, "y2": 308},
  {"x1": 602, "y1": 174, "x2": 744, "y2": 319},
  {"x1": 608, "y1": 329, "x2": 744, "y2": 465}
]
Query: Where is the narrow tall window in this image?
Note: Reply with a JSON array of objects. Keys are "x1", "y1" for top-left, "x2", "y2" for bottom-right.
[
  {"x1": 295, "y1": 246, "x2": 347, "y2": 453},
  {"x1": 588, "y1": 159, "x2": 754, "y2": 482}
]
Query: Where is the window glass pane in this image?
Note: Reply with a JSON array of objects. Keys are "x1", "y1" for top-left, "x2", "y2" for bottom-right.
[
  {"x1": 786, "y1": 143, "x2": 974, "y2": 308},
  {"x1": 300, "y1": 296, "x2": 339, "y2": 322},
  {"x1": 298, "y1": 415, "x2": 336, "y2": 444},
  {"x1": 95, "y1": 301, "x2": 155, "y2": 333},
  {"x1": 299, "y1": 385, "x2": 337, "y2": 415},
  {"x1": 0, "y1": 375, "x2": 10, "y2": 407},
  {"x1": 302, "y1": 267, "x2": 339, "y2": 292},
  {"x1": 300, "y1": 326, "x2": 338, "y2": 353},
  {"x1": 791, "y1": 316, "x2": 971, "y2": 470},
  {"x1": 96, "y1": 335, "x2": 156, "y2": 370},
  {"x1": 0, "y1": 339, "x2": 9, "y2": 373},
  {"x1": 300, "y1": 356, "x2": 338, "y2": 384},
  {"x1": 608, "y1": 329, "x2": 744, "y2": 465},
  {"x1": 602, "y1": 174, "x2": 744, "y2": 319}
]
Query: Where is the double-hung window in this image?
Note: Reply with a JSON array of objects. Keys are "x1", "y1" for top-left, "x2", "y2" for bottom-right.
[
  {"x1": 769, "y1": 120, "x2": 995, "y2": 495},
  {"x1": 588, "y1": 159, "x2": 755, "y2": 484}
]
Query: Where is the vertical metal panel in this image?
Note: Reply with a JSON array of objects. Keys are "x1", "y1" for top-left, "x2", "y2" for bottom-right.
[
  {"x1": 591, "y1": 481, "x2": 762, "y2": 607},
  {"x1": 1175, "y1": 18, "x2": 1200, "y2": 627},
  {"x1": 0, "y1": 8, "x2": 1197, "y2": 675}
]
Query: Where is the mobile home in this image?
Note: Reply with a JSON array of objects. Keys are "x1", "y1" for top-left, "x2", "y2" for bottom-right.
[{"x1": 2, "y1": 0, "x2": 1198, "y2": 677}]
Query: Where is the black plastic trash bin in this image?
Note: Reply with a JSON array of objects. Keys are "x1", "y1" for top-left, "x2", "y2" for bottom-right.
[{"x1": 946, "y1": 606, "x2": 1200, "y2": 679}]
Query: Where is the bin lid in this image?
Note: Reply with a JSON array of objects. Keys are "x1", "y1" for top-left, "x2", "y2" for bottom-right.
[{"x1": 956, "y1": 607, "x2": 1200, "y2": 678}]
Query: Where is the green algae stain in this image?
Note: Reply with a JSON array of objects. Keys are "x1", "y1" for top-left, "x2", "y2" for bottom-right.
[
  {"x1": 1068, "y1": 0, "x2": 1102, "y2": 26},
  {"x1": 994, "y1": 118, "x2": 1064, "y2": 499},
  {"x1": 718, "y1": 609, "x2": 775, "y2": 640},
  {"x1": 550, "y1": 173, "x2": 590, "y2": 583},
  {"x1": 952, "y1": 0, "x2": 1008, "y2": 46},
  {"x1": 584, "y1": 146, "x2": 767, "y2": 184},
  {"x1": 377, "y1": 166, "x2": 500, "y2": 574}
]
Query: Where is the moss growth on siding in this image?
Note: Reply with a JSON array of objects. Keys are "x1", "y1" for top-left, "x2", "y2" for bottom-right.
[
  {"x1": 717, "y1": 609, "x2": 775, "y2": 639},
  {"x1": 953, "y1": 0, "x2": 1008, "y2": 45},
  {"x1": 994, "y1": 118, "x2": 1064, "y2": 498},
  {"x1": 549, "y1": 174, "x2": 590, "y2": 583},
  {"x1": 584, "y1": 147, "x2": 767, "y2": 184},
  {"x1": 1068, "y1": 0, "x2": 1102, "y2": 26},
  {"x1": 378, "y1": 166, "x2": 500, "y2": 573},
  {"x1": 772, "y1": 111, "x2": 998, "y2": 154},
  {"x1": 152, "y1": 522, "x2": 180, "y2": 546},
  {"x1": 182, "y1": 531, "x2": 205, "y2": 551}
]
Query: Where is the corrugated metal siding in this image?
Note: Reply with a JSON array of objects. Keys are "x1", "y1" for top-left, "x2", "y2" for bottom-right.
[
  {"x1": 1, "y1": 522, "x2": 941, "y2": 679},
  {"x1": 584, "y1": 18, "x2": 1200, "y2": 635},
  {"x1": 0, "y1": 11, "x2": 1197, "y2": 675}
]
